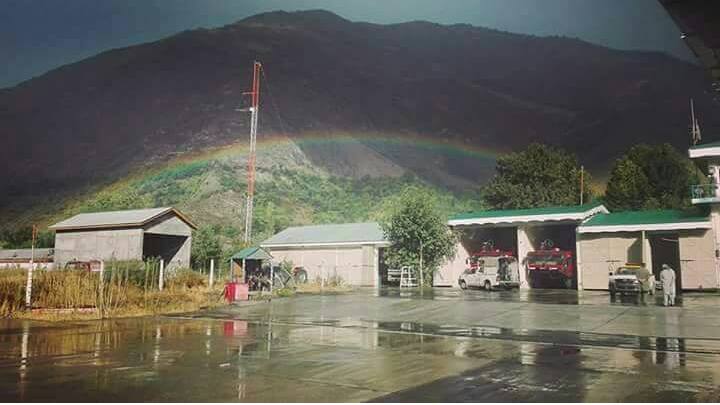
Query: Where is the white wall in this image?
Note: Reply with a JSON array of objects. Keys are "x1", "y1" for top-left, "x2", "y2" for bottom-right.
[
  {"x1": 679, "y1": 229, "x2": 717, "y2": 290},
  {"x1": 435, "y1": 242, "x2": 469, "y2": 287},
  {"x1": 267, "y1": 245, "x2": 377, "y2": 286},
  {"x1": 579, "y1": 229, "x2": 718, "y2": 291},
  {"x1": 55, "y1": 228, "x2": 144, "y2": 266},
  {"x1": 578, "y1": 232, "x2": 642, "y2": 290},
  {"x1": 0, "y1": 262, "x2": 55, "y2": 271}
]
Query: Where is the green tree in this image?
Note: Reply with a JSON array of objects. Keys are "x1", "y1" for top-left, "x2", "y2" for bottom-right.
[
  {"x1": 483, "y1": 143, "x2": 592, "y2": 209},
  {"x1": 191, "y1": 225, "x2": 222, "y2": 271},
  {"x1": 603, "y1": 157, "x2": 652, "y2": 210},
  {"x1": 604, "y1": 144, "x2": 701, "y2": 210},
  {"x1": 379, "y1": 187, "x2": 458, "y2": 286}
]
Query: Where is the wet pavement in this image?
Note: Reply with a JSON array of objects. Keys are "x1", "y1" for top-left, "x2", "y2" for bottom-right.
[{"x1": 1, "y1": 289, "x2": 720, "y2": 402}]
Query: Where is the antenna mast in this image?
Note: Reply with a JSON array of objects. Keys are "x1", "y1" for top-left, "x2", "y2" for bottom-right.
[
  {"x1": 244, "y1": 61, "x2": 262, "y2": 243},
  {"x1": 690, "y1": 98, "x2": 702, "y2": 145}
]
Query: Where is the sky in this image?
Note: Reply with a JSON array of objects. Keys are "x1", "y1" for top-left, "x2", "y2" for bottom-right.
[{"x1": 1, "y1": 0, "x2": 693, "y2": 89}]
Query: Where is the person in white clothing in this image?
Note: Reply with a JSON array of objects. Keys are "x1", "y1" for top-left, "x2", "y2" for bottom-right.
[{"x1": 659, "y1": 264, "x2": 676, "y2": 307}]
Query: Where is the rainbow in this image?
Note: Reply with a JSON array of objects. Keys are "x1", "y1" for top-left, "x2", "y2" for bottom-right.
[{"x1": 166, "y1": 131, "x2": 501, "y2": 166}]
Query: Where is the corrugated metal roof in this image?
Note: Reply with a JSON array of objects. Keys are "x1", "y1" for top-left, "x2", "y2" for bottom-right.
[
  {"x1": 231, "y1": 247, "x2": 273, "y2": 260},
  {"x1": 262, "y1": 222, "x2": 388, "y2": 247},
  {"x1": 49, "y1": 207, "x2": 197, "y2": 231},
  {"x1": 0, "y1": 248, "x2": 54, "y2": 261},
  {"x1": 449, "y1": 202, "x2": 608, "y2": 226},
  {"x1": 579, "y1": 210, "x2": 712, "y2": 233}
]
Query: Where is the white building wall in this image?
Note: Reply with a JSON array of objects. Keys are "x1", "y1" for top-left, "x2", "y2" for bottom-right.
[
  {"x1": 266, "y1": 245, "x2": 376, "y2": 286},
  {"x1": 0, "y1": 262, "x2": 55, "y2": 271},
  {"x1": 679, "y1": 229, "x2": 717, "y2": 290},
  {"x1": 435, "y1": 241, "x2": 470, "y2": 287},
  {"x1": 55, "y1": 228, "x2": 144, "y2": 266},
  {"x1": 578, "y1": 232, "x2": 642, "y2": 290}
]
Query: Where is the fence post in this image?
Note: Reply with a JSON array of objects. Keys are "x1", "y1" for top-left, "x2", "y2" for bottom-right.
[
  {"x1": 99, "y1": 260, "x2": 105, "y2": 311},
  {"x1": 24, "y1": 261, "x2": 34, "y2": 309},
  {"x1": 209, "y1": 259, "x2": 215, "y2": 288},
  {"x1": 24, "y1": 227, "x2": 37, "y2": 309},
  {"x1": 159, "y1": 259, "x2": 165, "y2": 291}
]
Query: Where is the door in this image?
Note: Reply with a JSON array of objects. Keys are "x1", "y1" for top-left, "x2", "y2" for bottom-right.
[{"x1": 650, "y1": 234, "x2": 682, "y2": 293}]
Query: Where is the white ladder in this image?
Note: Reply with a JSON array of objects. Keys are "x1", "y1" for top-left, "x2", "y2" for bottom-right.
[{"x1": 399, "y1": 266, "x2": 418, "y2": 288}]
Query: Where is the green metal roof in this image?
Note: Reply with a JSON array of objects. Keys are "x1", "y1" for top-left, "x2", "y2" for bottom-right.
[
  {"x1": 689, "y1": 141, "x2": 720, "y2": 150},
  {"x1": 581, "y1": 209, "x2": 709, "y2": 227},
  {"x1": 261, "y1": 222, "x2": 387, "y2": 247},
  {"x1": 450, "y1": 202, "x2": 605, "y2": 221},
  {"x1": 231, "y1": 247, "x2": 273, "y2": 261}
]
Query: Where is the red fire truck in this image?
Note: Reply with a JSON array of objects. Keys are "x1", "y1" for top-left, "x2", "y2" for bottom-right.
[{"x1": 525, "y1": 240, "x2": 575, "y2": 289}]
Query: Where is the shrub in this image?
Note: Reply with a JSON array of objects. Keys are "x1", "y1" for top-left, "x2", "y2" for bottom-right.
[{"x1": 168, "y1": 268, "x2": 207, "y2": 289}]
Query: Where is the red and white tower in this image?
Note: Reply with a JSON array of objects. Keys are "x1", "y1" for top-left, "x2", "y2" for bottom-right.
[{"x1": 243, "y1": 61, "x2": 261, "y2": 243}]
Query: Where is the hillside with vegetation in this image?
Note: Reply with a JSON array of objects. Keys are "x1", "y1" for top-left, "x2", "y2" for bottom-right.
[
  {"x1": 1, "y1": 9, "x2": 718, "y2": 220},
  {"x1": 0, "y1": 138, "x2": 484, "y2": 256}
]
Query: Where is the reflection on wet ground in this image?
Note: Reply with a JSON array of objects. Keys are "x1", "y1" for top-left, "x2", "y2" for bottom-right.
[
  {"x1": 1, "y1": 289, "x2": 720, "y2": 402},
  {"x1": 376, "y1": 287, "x2": 690, "y2": 307}
]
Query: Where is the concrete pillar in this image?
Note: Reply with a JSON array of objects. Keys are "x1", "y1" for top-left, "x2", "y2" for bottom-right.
[
  {"x1": 516, "y1": 225, "x2": 532, "y2": 289},
  {"x1": 159, "y1": 259, "x2": 165, "y2": 291},
  {"x1": 711, "y1": 205, "x2": 720, "y2": 288},
  {"x1": 575, "y1": 231, "x2": 583, "y2": 291},
  {"x1": 373, "y1": 247, "x2": 380, "y2": 288},
  {"x1": 641, "y1": 231, "x2": 653, "y2": 273}
]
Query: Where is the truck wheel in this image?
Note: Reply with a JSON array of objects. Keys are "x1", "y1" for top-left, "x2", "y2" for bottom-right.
[
  {"x1": 459, "y1": 280, "x2": 467, "y2": 290},
  {"x1": 484, "y1": 281, "x2": 492, "y2": 291}
]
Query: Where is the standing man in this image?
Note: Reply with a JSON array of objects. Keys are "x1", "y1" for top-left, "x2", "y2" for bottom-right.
[{"x1": 660, "y1": 264, "x2": 677, "y2": 307}]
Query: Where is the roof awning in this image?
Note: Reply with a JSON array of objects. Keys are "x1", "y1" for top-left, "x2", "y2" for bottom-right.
[
  {"x1": 578, "y1": 210, "x2": 712, "y2": 234},
  {"x1": 231, "y1": 247, "x2": 273, "y2": 261},
  {"x1": 448, "y1": 203, "x2": 608, "y2": 227},
  {"x1": 689, "y1": 141, "x2": 720, "y2": 159}
]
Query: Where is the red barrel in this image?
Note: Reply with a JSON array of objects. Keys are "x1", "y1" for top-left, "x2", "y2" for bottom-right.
[{"x1": 224, "y1": 282, "x2": 237, "y2": 303}]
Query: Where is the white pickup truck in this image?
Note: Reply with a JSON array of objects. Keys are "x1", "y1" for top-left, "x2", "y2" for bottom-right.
[
  {"x1": 608, "y1": 265, "x2": 656, "y2": 297},
  {"x1": 458, "y1": 255, "x2": 520, "y2": 291}
]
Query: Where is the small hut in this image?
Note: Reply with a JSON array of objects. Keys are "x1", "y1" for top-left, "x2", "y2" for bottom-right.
[{"x1": 230, "y1": 247, "x2": 273, "y2": 285}]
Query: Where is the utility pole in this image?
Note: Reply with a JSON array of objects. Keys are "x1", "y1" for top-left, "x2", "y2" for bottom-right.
[
  {"x1": 243, "y1": 61, "x2": 262, "y2": 243},
  {"x1": 580, "y1": 165, "x2": 584, "y2": 205},
  {"x1": 419, "y1": 239, "x2": 424, "y2": 289}
]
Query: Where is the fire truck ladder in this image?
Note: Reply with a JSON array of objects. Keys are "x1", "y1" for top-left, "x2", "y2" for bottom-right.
[{"x1": 399, "y1": 266, "x2": 418, "y2": 288}]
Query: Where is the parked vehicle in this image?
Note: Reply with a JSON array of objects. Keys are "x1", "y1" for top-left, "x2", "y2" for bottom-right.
[
  {"x1": 459, "y1": 242, "x2": 519, "y2": 290},
  {"x1": 526, "y1": 240, "x2": 575, "y2": 289},
  {"x1": 64, "y1": 260, "x2": 102, "y2": 272},
  {"x1": 608, "y1": 264, "x2": 655, "y2": 297}
]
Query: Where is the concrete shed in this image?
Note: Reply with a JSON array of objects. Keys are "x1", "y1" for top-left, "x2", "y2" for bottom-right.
[
  {"x1": 578, "y1": 210, "x2": 716, "y2": 291},
  {"x1": 261, "y1": 222, "x2": 389, "y2": 286},
  {"x1": 50, "y1": 207, "x2": 196, "y2": 271}
]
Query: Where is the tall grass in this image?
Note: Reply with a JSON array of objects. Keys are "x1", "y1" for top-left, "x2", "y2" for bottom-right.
[{"x1": 0, "y1": 261, "x2": 221, "y2": 319}]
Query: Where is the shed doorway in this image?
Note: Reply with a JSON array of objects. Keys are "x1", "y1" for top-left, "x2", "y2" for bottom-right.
[
  {"x1": 649, "y1": 233, "x2": 682, "y2": 293},
  {"x1": 143, "y1": 233, "x2": 187, "y2": 266}
]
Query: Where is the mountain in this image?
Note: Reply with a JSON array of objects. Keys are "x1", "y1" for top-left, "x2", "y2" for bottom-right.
[{"x1": 1, "y1": 9, "x2": 718, "y2": 227}]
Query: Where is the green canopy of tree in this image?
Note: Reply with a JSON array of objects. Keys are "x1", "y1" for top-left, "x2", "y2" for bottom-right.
[
  {"x1": 191, "y1": 225, "x2": 222, "y2": 271},
  {"x1": 604, "y1": 144, "x2": 702, "y2": 211},
  {"x1": 378, "y1": 187, "x2": 458, "y2": 286},
  {"x1": 0, "y1": 227, "x2": 54, "y2": 249},
  {"x1": 483, "y1": 143, "x2": 592, "y2": 209}
]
